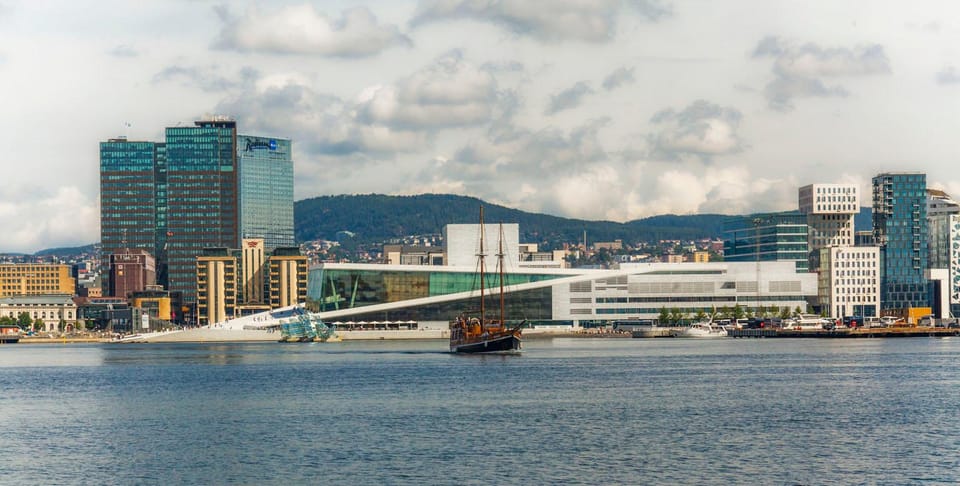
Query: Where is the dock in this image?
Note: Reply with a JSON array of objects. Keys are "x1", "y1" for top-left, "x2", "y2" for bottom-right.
[
  {"x1": 631, "y1": 327, "x2": 680, "y2": 338},
  {"x1": 727, "y1": 327, "x2": 960, "y2": 338}
]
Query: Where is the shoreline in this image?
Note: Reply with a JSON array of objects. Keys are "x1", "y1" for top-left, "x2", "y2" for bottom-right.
[{"x1": 11, "y1": 331, "x2": 632, "y2": 344}]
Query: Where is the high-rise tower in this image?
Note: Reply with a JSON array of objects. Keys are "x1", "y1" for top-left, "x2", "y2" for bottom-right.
[
  {"x1": 872, "y1": 172, "x2": 928, "y2": 310},
  {"x1": 238, "y1": 135, "x2": 294, "y2": 251},
  {"x1": 99, "y1": 138, "x2": 162, "y2": 294},
  {"x1": 164, "y1": 117, "x2": 240, "y2": 305}
]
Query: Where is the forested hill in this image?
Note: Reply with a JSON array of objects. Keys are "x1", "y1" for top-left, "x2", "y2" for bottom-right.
[{"x1": 294, "y1": 194, "x2": 726, "y2": 248}]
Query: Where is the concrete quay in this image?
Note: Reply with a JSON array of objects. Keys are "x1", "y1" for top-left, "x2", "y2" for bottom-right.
[{"x1": 727, "y1": 327, "x2": 960, "y2": 338}]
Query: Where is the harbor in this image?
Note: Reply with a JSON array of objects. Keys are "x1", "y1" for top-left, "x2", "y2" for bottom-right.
[{"x1": 727, "y1": 326, "x2": 960, "y2": 338}]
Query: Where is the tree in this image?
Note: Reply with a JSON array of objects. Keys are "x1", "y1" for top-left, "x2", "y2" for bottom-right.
[
  {"x1": 669, "y1": 307, "x2": 685, "y2": 325},
  {"x1": 694, "y1": 310, "x2": 707, "y2": 322},
  {"x1": 794, "y1": 306, "x2": 803, "y2": 317},
  {"x1": 719, "y1": 305, "x2": 732, "y2": 320},
  {"x1": 34, "y1": 317, "x2": 46, "y2": 333},
  {"x1": 658, "y1": 307, "x2": 669, "y2": 325},
  {"x1": 732, "y1": 305, "x2": 745, "y2": 320},
  {"x1": 779, "y1": 306, "x2": 791, "y2": 319},
  {"x1": 17, "y1": 312, "x2": 32, "y2": 330}
]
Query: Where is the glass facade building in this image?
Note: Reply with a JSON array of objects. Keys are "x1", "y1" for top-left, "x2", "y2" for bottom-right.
[
  {"x1": 872, "y1": 172, "x2": 928, "y2": 310},
  {"x1": 238, "y1": 135, "x2": 294, "y2": 251},
  {"x1": 926, "y1": 189, "x2": 960, "y2": 270},
  {"x1": 99, "y1": 139, "x2": 161, "y2": 292},
  {"x1": 722, "y1": 211, "x2": 809, "y2": 272},
  {"x1": 164, "y1": 119, "x2": 240, "y2": 304},
  {"x1": 307, "y1": 262, "x2": 817, "y2": 326},
  {"x1": 100, "y1": 119, "x2": 295, "y2": 314},
  {"x1": 308, "y1": 266, "x2": 562, "y2": 323}
]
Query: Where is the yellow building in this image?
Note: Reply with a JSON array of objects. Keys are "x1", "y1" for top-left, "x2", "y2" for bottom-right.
[
  {"x1": 131, "y1": 295, "x2": 172, "y2": 321},
  {"x1": 269, "y1": 253, "x2": 308, "y2": 309},
  {"x1": 693, "y1": 251, "x2": 710, "y2": 263},
  {"x1": 196, "y1": 252, "x2": 238, "y2": 326},
  {"x1": 196, "y1": 246, "x2": 307, "y2": 326},
  {"x1": 241, "y1": 238, "x2": 265, "y2": 304},
  {"x1": 0, "y1": 263, "x2": 75, "y2": 298}
]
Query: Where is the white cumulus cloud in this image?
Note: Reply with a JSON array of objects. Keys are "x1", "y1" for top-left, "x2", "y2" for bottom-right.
[
  {"x1": 0, "y1": 186, "x2": 98, "y2": 253},
  {"x1": 648, "y1": 100, "x2": 744, "y2": 159},
  {"x1": 356, "y1": 51, "x2": 498, "y2": 128},
  {"x1": 412, "y1": 0, "x2": 668, "y2": 42},
  {"x1": 214, "y1": 5, "x2": 410, "y2": 57}
]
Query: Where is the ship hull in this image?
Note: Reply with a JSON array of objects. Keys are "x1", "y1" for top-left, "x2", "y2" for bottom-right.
[{"x1": 451, "y1": 333, "x2": 521, "y2": 353}]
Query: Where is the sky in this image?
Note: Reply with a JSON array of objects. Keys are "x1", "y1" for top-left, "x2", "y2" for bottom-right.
[{"x1": 2, "y1": 1, "x2": 960, "y2": 253}]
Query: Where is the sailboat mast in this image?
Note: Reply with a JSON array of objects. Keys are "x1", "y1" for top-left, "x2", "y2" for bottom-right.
[
  {"x1": 498, "y1": 222, "x2": 505, "y2": 326},
  {"x1": 478, "y1": 206, "x2": 485, "y2": 325}
]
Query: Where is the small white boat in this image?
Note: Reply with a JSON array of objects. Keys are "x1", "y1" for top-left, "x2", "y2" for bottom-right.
[{"x1": 676, "y1": 320, "x2": 727, "y2": 338}]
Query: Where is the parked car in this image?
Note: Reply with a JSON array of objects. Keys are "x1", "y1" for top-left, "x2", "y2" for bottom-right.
[
  {"x1": 843, "y1": 316, "x2": 864, "y2": 328},
  {"x1": 744, "y1": 318, "x2": 767, "y2": 329}
]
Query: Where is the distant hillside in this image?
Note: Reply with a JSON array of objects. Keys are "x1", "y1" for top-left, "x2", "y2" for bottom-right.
[
  {"x1": 294, "y1": 194, "x2": 725, "y2": 248},
  {"x1": 34, "y1": 244, "x2": 97, "y2": 257}
]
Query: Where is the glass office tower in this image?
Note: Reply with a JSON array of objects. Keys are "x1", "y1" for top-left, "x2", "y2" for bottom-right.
[
  {"x1": 722, "y1": 211, "x2": 809, "y2": 272},
  {"x1": 238, "y1": 135, "x2": 294, "y2": 251},
  {"x1": 99, "y1": 139, "x2": 160, "y2": 293},
  {"x1": 872, "y1": 172, "x2": 928, "y2": 310},
  {"x1": 164, "y1": 118, "x2": 239, "y2": 304}
]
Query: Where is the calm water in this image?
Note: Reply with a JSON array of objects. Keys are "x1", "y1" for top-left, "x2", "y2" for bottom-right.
[{"x1": 2, "y1": 337, "x2": 959, "y2": 485}]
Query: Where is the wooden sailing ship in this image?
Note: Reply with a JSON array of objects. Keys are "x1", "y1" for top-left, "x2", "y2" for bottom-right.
[{"x1": 449, "y1": 207, "x2": 523, "y2": 353}]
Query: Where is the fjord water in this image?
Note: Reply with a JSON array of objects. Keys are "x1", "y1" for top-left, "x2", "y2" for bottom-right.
[{"x1": 2, "y1": 338, "x2": 958, "y2": 485}]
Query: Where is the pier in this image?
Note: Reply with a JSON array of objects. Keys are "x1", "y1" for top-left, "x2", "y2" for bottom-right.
[
  {"x1": 631, "y1": 327, "x2": 681, "y2": 338},
  {"x1": 727, "y1": 327, "x2": 960, "y2": 338}
]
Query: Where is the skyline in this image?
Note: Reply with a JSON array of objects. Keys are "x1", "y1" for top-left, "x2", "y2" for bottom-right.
[{"x1": 3, "y1": 1, "x2": 960, "y2": 253}]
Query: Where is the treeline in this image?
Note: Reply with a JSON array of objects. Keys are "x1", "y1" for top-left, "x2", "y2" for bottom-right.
[{"x1": 294, "y1": 194, "x2": 726, "y2": 249}]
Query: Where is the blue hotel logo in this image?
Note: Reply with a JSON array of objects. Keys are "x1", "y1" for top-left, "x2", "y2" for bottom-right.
[{"x1": 244, "y1": 138, "x2": 278, "y2": 152}]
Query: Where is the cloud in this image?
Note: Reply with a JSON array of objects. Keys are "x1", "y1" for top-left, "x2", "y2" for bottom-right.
[
  {"x1": 153, "y1": 65, "x2": 258, "y2": 92},
  {"x1": 936, "y1": 66, "x2": 960, "y2": 85},
  {"x1": 214, "y1": 5, "x2": 410, "y2": 57},
  {"x1": 411, "y1": 0, "x2": 669, "y2": 42},
  {"x1": 602, "y1": 66, "x2": 635, "y2": 90},
  {"x1": 0, "y1": 186, "x2": 98, "y2": 253},
  {"x1": 108, "y1": 44, "x2": 138, "y2": 58},
  {"x1": 545, "y1": 81, "x2": 593, "y2": 115},
  {"x1": 763, "y1": 76, "x2": 848, "y2": 111},
  {"x1": 648, "y1": 100, "x2": 744, "y2": 159},
  {"x1": 216, "y1": 77, "x2": 427, "y2": 158},
  {"x1": 752, "y1": 36, "x2": 891, "y2": 110},
  {"x1": 627, "y1": 165, "x2": 797, "y2": 217},
  {"x1": 412, "y1": 119, "x2": 611, "y2": 215},
  {"x1": 214, "y1": 53, "x2": 501, "y2": 159},
  {"x1": 355, "y1": 50, "x2": 499, "y2": 129},
  {"x1": 480, "y1": 60, "x2": 525, "y2": 73}
]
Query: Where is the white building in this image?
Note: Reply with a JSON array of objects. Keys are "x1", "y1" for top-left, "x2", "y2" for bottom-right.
[
  {"x1": 0, "y1": 294, "x2": 78, "y2": 332},
  {"x1": 799, "y1": 182, "x2": 880, "y2": 318},
  {"x1": 816, "y1": 246, "x2": 881, "y2": 319},
  {"x1": 552, "y1": 261, "x2": 817, "y2": 322},
  {"x1": 306, "y1": 260, "x2": 817, "y2": 329},
  {"x1": 798, "y1": 183, "x2": 859, "y2": 249},
  {"x1": 443, "y1": 223, "x2": 522, "y2": 271}
]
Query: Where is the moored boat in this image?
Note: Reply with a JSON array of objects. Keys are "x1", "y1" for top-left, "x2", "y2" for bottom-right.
[
  {"x1": 0, "y1": 324, "x2": 21, "y2": 344},
  {"x1": 449, "y1": 207, "x2": 523, "y2": 353},
  {"x1": 676, "y1": 320, "x2": 727, "y2": 338}
]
